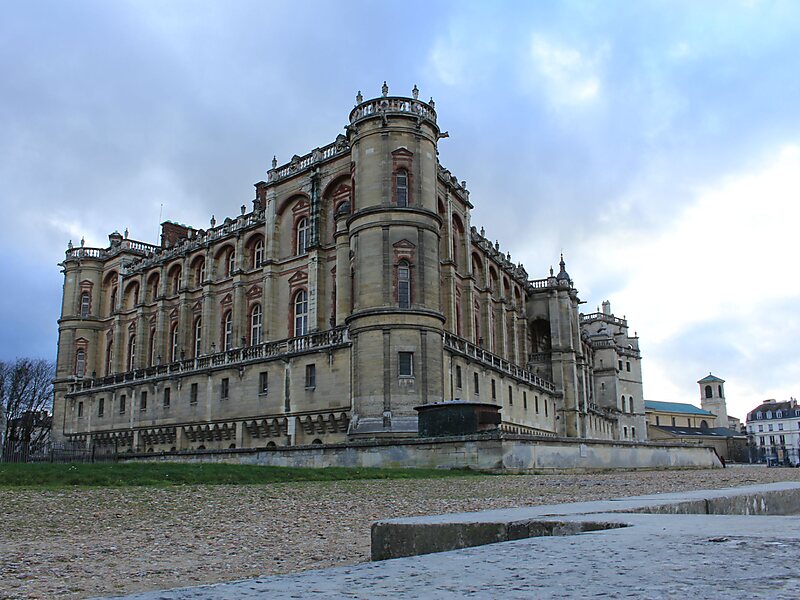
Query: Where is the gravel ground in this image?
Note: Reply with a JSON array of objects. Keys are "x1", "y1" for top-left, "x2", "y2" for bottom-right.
[{"x1": 1, "y1": 466, "x2": 799, "y2": 599}]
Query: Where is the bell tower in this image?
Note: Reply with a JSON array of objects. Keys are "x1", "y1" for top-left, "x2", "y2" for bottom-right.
[
  {"x1": 698, "y1": 373, "x2": 728, "y2": 429},
  {"x1": 345, "y1": 83, "x2": 445, "y2": 438}
]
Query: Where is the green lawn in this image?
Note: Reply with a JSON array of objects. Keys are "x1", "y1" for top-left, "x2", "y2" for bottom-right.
[{"x1": 0, "y1": 462, "x2": 488, "y2": 488}]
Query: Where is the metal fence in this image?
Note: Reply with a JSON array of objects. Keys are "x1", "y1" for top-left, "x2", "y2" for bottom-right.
[{"x1": 0, "y1": 443, "x2": 119, "y2": 464}]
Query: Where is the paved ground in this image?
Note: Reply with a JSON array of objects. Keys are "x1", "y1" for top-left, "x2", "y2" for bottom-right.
[{"x1": 2, "y1": 466, "x2": 799, "y2": 599}]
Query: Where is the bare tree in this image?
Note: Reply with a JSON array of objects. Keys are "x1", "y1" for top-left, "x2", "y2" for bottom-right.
[{"x1": 0, "y1": 358, "x2": 55, "y2": 460}]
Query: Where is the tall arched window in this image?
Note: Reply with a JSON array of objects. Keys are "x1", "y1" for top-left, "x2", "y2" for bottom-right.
[
  {"x1": 620, "y1": 395, "x2": 626, "y2": 413},
  {"x1": 294, "y1": 291, "x2": 308, "y2": 337},
  {"x1": 195, "y1": 260, "x2": 206, "y2": 286},
  {"x1": 194, "y1": 318, "x2": 202, "y2": 357},
  {"x1": 127, "y1": 335, "x2": 136, "y2": 371},
  {"x1": 251, "y1": 304, "x2": 262, "y2": 345},
  {"x1": 172, "y1": 269, "x2": 181, "y2": 295},
  {"x1": 396, "y1": 170, "x2": 408, "y2": 207},
  {"x1": 227, "y1": 250, "x2": 236, "y2": 277},
  {"x1": 170, "y1": 324, "x2": 179, "y2": 362},
  {"x1": 222, "y1": 311, "x2": 233, "y2": 351},
  {"x1": 110, "y1": 288, "x2": 117, "y2": 314},
  {"x1": 718, "y1": 385, "x2": 723, "y2": 397},
  {"x1": 105, "y1": 340, "x2": 113, "y2": 375},
  {"x1": 296, "y1": 218, "x2": 309, "y2": 255},
  {"x1": 398, "y1": 261, "x2": 411, "y2": 308},
  {"x1": 149, "y1": 327, "x2": 156, "y2": 366},
  {"x1": 75, "y1": 349, "x2": 86, "y2": 377},
  {"x1": 705, "y1": 385, "x2": 712, "y2": 398},
  {"x1": 80, "y1": 292, "x2": 90, "y2": 318},
  {"x1": 253, "y1": 240, "x2": 264, "y2": 268}
]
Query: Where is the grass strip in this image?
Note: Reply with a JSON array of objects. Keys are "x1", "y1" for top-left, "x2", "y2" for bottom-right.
[{"x1": 0, "y1": 462, "x2": 489, "y2": 488}]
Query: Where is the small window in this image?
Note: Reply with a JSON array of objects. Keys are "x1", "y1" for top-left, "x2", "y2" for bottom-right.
[
  {"x1": 473, "y1": 372, "x2": 479, "y2": 395},
  {"x1": 618, "y1": 360, "x2": 623, "y2": 371},
  {"x1": 523, "y1": 391, "x2": 527, "y2": 409},
  {"x1": 259, "y1": 372, "x2": 269, "y2": 395},
  {"x1": 254, "y1": 239, "x2": 264, "y2": 268},
  {"x1": 80, "y1": 292, "x2": 90, "y2": 318},
  {"x1": 491, "y1": 379, "x2": 496, "y2": 400},
  {"x1": 119, "y1": 394, "x2": 126, "y2": 415},
  {"x1": 296, "y1": 217, "x2": 309, "y2": 255},
  {"x1": 163, "y1": 387, "x2": 171, "y2": 409},
  {"x1": 140, "y1": 391, "x2": 148, "y2": 411},
  {"x1": 632, "y1": 426, "x2": 636, "y2": 438},
  {"x1": 190, "y1": 383, "x2": 198, "y2": 404},
  {"x1": 655, "y1": 415, "x2": 660, "y2": 426},
  {"x1": 77, "y1": 401, "x2": 84, "y2": 417},
  {"x1": 544, "y1": 400, "x2": 548, "y2": 417},
  {"x1": 398, "y1": 261, "x2": 411, "y2": 309},
  {"x1": 705, "y1": 385, "x2": 712, "y2": 399},
  {"x1": 671, "y1": 416, "x2": 676, "y2": 426},
  {"x1": 305, "y1": 364, "x2": 316, "y2": 389},
  {"x1": 778, "y1": 423, "x2": 784, "y2": 431},
  {"x1": 227, "y1": 250, "x2": 236, "y2": 277},
  {"x1": 626, "y1": 361, "x2": 631, "y2": 372},
  {"x1": 508, "y1": 386, "x2": 513, "y2": 406},
  {"x1": 535, "y1": 395, "x2": 539, "y2": 414},
  {"x1": 623, "y1": 426, "x2": 628, "y2": 438},
  {"x1": 718, "y1": 384, "x2": 723, "y2": 397},
  {"x1": 768, "y1": 424, "x2": 773, "y2": 432},
  {"x1": 399, "y1": 352, "x2": 414, "y2": 377},
  {"x1": 98, "y1": 398, "x2": 105, "y2": 417},
  {"x1": 758, "y1": 424, "x2": 763, "y2": 432},
  {"x1": 75, "y1": 349, "x2": 86, "y2": 377},
  {"x1": 455, "y1": 365, "x2": 462, "y2": 389},
  {"x1": 396, "y1": 170, "x2": 408, "y2": 207},
  {"x1": 221, "y1": 378, "x2": 229, "y2": 400}
]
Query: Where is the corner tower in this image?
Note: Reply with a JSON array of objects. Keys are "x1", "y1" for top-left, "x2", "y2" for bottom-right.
[
  {"x1": 698, "y1": 373, "x2": 728, "y2": 429},
  {"x1": 345, "y1": 83, "x2": 445, "y2": 438}
]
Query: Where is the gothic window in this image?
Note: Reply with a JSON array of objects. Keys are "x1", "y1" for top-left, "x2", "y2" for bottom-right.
[
  {"x1": 80, "y1": 292, "x2": 90, "y2": 318},
  {"x1": 222, "y1": 311, "x2": 233, "y2": 351},
  {"x1": 253, "y1": 239, "x2": 264, "y2": 268},
  {"x1": 396, "y1": 169, "x2": 408, "y2": 207},
  {"x1": 705, "y1": 385, "x2": 712, "y2": 399},
  {"x1": 250, "y1": 304, "x2": 262, "y2": 345},
  {"x1": 170, "y1": 323, "x2": 179, "y2": 362},
  {"x1": 75, "y1": 349, "x2": 86, "y2": 377},
  {"x1": 620, "y1": 395, "x2": 626, "y2": 412},
  {"x1": 398, "y1": 261, "x2": 411, "y2": 308},
  {"x1": 294, "y1": 290, "x2": 308, "y2": 337},
  {"x1": 194, "y1": 318, "x2": 202, "y2": 358},
  {"x1": 127, "y1": 334, "x2": 136, "y2": 371},
  {"x1": 227, "y1": 250, "x2": 236, "y2": 277},
  {"x1": 296, "y1": 217, "x2": 309, "y2": 255}
]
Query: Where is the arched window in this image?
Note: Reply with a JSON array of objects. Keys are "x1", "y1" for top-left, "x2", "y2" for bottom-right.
[
  {"x1": 222, "y1": 311, "x2": 233, "y2": 351},
  {"x1": 294, "y1": 291, "x2": 308, "y2": 337},
  {"x1": 396, "y1": 170, "x2": 408, "y2": 207},
  {"x1": 105, "y1": 340, "x2": 113, "y2": 375},
  {"x1": 194, "y1": 318, "x2": 202, "y2": 358},
  {"x1": 621, "y1": 395, "x2": 626, "y2": 413},
  {"x1": 195, "y1": 260, "x2": 206, "y2": 286},
  {"x1": 80, "y1": 292, "x2": 90, "y2": 318},
  {"x1": 253, "y1": 239, "x2": 264, "y2": 268},
  {"x1": 705, "y1": 385, "x2": 712, "y2": 398},
  {"x1": 149, "y1": 328, "x2": 156, "y2": 366},
  {"x1": 398, "y1": 261, "x2": 411, "y2": 308},
  {"x1": 170, "y1": 324, "x2": 179, "y2": 362},
  {"x1": 718, "y1": 384, "x2": 723, "y2": 397},
  {"x1": 127, "y1": 335, "x2": 136, "y2": 371},
  {"x1": 227, "y1": 250, "x2": 236, "y2": 277},
  {"x1": 172, "y1": 269, "x2": 181, "y2": 295},
  {"x1": 251, "y1": 304, "x2": 262, "y2": 345},
  {"x1": 75, "y1": 349, "x2": 86, "y2": 377},
  {"x1": 110, "y1": 288, "x2": 117, "y2": 314},
  {"x1": 296, "y1": 218, "x2": 309, "y2": 255}
]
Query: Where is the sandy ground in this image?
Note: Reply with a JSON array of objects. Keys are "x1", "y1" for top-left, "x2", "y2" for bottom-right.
[{"x1": 1, "y1": 466, "x2": 799, "y2": 599}]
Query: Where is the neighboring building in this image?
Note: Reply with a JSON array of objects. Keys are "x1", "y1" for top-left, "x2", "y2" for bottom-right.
[
  {"x1": 746, "y1": 398, "x2": 800, "y2": 466},
  {"x1": 52, "y1": 84, "x2": 646, "y2": 454},
  {"x1": 645, "y1": 375, "x2": 747, "y2": 462}
]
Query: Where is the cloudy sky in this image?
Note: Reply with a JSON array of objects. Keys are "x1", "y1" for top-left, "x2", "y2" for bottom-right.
[{"x1": 2, "y1": 0, "x2": 798, "y2": 420}]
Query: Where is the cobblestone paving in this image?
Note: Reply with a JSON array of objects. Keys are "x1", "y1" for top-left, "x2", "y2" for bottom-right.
[{"x1": 1, "y1": 467, "x2": 798, "y2": 599}]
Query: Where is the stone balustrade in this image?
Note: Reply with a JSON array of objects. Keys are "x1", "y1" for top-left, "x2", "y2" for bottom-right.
[
  {"x1": 268, "y1": 138, "x2": 349, "y2": 182},
  {"x1": 580, "y1": 312, "x2": 627, "y2": 327},
  {"x1": 443, "y1": 332, "x2": 557, "y2": 393},
  {"x1": 349, "y1": 96, "x2": 437, "y2": 125}
]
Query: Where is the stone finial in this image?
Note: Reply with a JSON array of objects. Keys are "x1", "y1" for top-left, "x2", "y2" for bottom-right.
[
  {"x1": 124, "y1": 228, "x2": 129, "y2": 239},
  {"x1": 356, "y1": 90, "x2": 363, "y2": 104},
  {"x1": 381, "y1": 81, "x2": 389, "y2": 97},
  {"x1": 461, "y1": 180, "x2": 467, "y2": 189},
  {"x1": 81, "y1": 236, "x2": 85, "y2": 247},
  {"x1": 550, "y1": 266, "x2": 554, "y2": 276},
  {"x1": 559, "y1": 253, "x2": 566, "y2": 271},
  {"x1": 494, "y1": 240, "x2": 500, "y2": 251},
  {"x1": 67, "y1": 239, "x2": 73, "y2": 249},
  {"x1": 241, "y1": 205, "x2": 246, "y2": 215},
  {"x1": 506, "y1": 252, "x2": 511, "y2": 261},
  {"x1": 210, "y1": 215, "x2": 216, "y2": 227},
  {"x1": 271, "y1": 155, "x2": 277, "y2": 169},
  {"x1": 480, "y1": 227, "x2": 485, "y2": 237},
  {"x1": 429, "y1": 97, "x2": 435, "y2": 108},
  {"x1": 412, "y1": 84, "x2": 419, "y2": 100}
]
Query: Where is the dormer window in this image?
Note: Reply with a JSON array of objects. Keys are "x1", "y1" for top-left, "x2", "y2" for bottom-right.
[{"x1": 396, "y1": 170, "x2": 408, "y2": 207}]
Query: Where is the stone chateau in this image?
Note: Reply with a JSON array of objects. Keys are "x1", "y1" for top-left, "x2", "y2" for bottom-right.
[{"x1": 53, "y1": 84, "x2": 646, "y2": 453}]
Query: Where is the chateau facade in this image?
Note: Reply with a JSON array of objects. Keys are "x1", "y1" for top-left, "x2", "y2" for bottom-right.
[{"x1": 53, "y1": 85, "x2": 646, "y2": 452}]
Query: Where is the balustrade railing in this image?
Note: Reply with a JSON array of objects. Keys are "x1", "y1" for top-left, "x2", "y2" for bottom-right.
[
  {"x1": 580, "y1": 312, "x2": 627, "y2": 327},
  {"x1": 349, "y1": 96, "x2": 437, "y2": 125},
  {"x1": 443, "y1": 332, "x2": 556, "y2": 393},
  {"x1": 269, "y1": 139, "x2": 349, "y2": 182},
  {"x1": 529, "y1": 278, "x2": 550, "y2": 289},
  {"x1": 70, "y1": 327, "x2": 350, "y2": 394}
]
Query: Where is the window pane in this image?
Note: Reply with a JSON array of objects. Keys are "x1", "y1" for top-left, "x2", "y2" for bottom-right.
[{"x1": 399, "y1": 352, "x2": 413, "y2": 377}]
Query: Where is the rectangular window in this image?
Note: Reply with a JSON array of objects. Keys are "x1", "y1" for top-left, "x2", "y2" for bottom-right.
[
  {"x1": 778, "y1": 423, "x2": 784, "y2": 431},
  {"x1": 626, "y1": 362, "x2": 631, "y2": 372},
  {"x1": 398, "y1": 353, "x2": 413, "y2": 377},
  {"x1": 632, "y1": 426, "x2": 636, "y2": 438},
  {"x1": 655, "y1": 415, "x2": 660, "y2": 426},
  {"x1": 259, "y1": 371, "x2": 269, "y2": 395},
  {"x1": 508, "y1": 386, "x2": 513, "y2": 406},
  {"x1": 190, "y1": 383, "x2": 198, "y2": 405},
  {"x1": 535, "y1": 395, "x2": 539, "y2": 414},
  {"x1": 779, "y1": 435, "x2": 785, "y2": 445},
  {"x1": 491, "y1": 379, "x2": 496, "y2": 400},
  {"x1": 77, "y1": 401, "x2": 83, "y2": 417},
  {"x1": 140, "y1": 391, "x2": 147, "y2": 411},
  {"x1": 119, "y1": 394, "x2": 126, "y2": 415},
  {"x1": 523, "y1": 391, "x2": 527, "y2": 410},
  {"x1": 305, "y1": 364, "x2": 316, "y2": 388},
  {"x1": 758, "y1": 424, "x2": 763, "y2": 432},
  {"x1": 618, "y1": 360, "x2": 623, "y2": 371},
  {"x1": 671, "y1": 416, "x2": 676, "y2": 426},
  {"x1": 163, "y1": 387, "x2": 171, "y2": 408},
  {"x1": 221, "y1": 378, "x2": 229, "y2": 400},
  {"x1": 768, "y1": 424, "x2": 773, "y2": 432},
  {"x1": 474, "y1": 372, "x2": 479, "y2": 395},
  {"x1": 98, "y1": 398, "x2": 104, "y2": 417},
  {"x1": 544, "y1": 400, "x2": 548, "y2": 417},
  {"x1": 455, "y1": 366, "x2": 462, "y2": 389}
]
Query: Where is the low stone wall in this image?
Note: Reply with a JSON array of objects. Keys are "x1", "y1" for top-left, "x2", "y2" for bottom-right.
[{"x1": 122, "y1": 432, "x2": 722, "y2": 472}]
